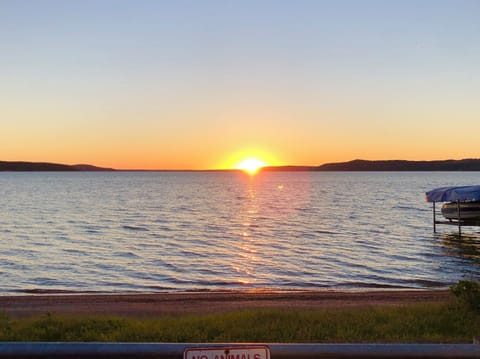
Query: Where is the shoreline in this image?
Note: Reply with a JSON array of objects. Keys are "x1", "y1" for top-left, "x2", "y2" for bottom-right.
[{"x1": 0, "y1": 289, "x2": 453, "y2": 319}]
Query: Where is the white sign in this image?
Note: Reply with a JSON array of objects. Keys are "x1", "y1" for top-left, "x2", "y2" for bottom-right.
[{"x1": 184, "y1": 346, "x2": 270, "y2": 359}]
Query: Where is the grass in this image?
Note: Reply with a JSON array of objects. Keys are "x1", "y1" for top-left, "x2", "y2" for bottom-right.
[{"x1": 1, "y1": 302, "x2": 479, "y2": 343}]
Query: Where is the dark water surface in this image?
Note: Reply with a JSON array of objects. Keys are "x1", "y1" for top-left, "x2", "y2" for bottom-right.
[{"x1": 1, "y1": 171, "x2": 479, "y2": 294}]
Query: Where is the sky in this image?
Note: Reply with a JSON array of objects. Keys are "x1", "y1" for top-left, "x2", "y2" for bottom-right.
[{"x1": 1, "y1": 0, "x2": 479, "y2": 170}]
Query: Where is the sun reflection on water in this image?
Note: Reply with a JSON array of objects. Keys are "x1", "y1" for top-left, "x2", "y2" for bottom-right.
[{"x1": 226, "y1": 171, "x2": 314, "y2": 288}]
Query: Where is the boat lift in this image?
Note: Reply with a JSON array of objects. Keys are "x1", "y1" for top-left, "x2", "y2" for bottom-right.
[{"x1": 426, "y1": 186, "x2": 480, "y2": 235}]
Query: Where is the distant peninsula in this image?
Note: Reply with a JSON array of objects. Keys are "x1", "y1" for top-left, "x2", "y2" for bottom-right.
[
  {"x1": 2, "y1": 158, "x2": 480, "y2": 172},
  {"x1": 264, "y1": 159, "x2": 480, "y2": 171},
  {"x1": 0, "y1": 161, "x2": 114, "y2": 171}
]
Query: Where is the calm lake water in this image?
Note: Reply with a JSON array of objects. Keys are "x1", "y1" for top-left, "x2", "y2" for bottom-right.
[{"x1": 1, "y1": 171, "x2": 480, "y2": 295}]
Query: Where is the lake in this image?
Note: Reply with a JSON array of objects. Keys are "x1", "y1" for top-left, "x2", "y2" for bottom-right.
[{"x1": 1, "y1": 171, "x2": 479, "y2": 294}]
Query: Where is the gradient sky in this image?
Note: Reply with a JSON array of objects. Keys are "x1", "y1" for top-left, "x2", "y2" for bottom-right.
[{"x1": 1, "y1": 0, "x2": 479, "y2": 169}]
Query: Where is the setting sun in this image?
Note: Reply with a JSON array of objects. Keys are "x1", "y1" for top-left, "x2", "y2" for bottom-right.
[
  {"x1": 218, "y1": 147, "x2": 280, "y2": 172},
  {"x1": 236, "y1": 158, "x2": 266, "y2": 175}
]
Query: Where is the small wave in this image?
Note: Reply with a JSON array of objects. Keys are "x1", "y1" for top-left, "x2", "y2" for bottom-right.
[
  {"x1": 122, "y1": 225, "x2": 149, "y2": 231},
  {"x1": 154, "y1": 218, "x2": 168, "y2": 223},
  {"x1": 113, "y1": 251, "x2": 140, "y2": 258},
  {"x1": 174, "y1": 206, "x2": 193, "y2": 212},
  {"x1": 150, "y1": 233, "x2": 168, "y2": 239},
  {"x1": 206, "y1": 225, "x2": 225, "y2": 231},
  {"x1": 18, "y1": 288, "x2": 98, "y2": 295},
  {"x1": 394, "y1": 205, "x2": 426, "y2": 212},
  {"x1": 334, "y1": 282, "x2": 412, "y2": 290},
  {"x1": 62, "y1": 248, "x2": 87, "y2": 255},
  {"x1": 84, "y1": 225, "x2": 107, "y2": 234},
  {"x1": 271, "y1": 280, "x2": 331, "y2": 288},
  {"x1": 404, "y1": 278, "x2": 449, "y2": 288},
  {"x1": 145, "y1": 285, "x2": 178, "y2": 292},
  {"x1": 314, "y1": 230, "x2": 337, "y2": 235},
  {"x1": 338, "y1": 278, "x2": 450, "y2": 290},
  {"x1": 149, "y1": 259, "x2": 179, "y2": 271},
  {"x1": 167, "y1": 277, "x2": 254, "y2": 287}
]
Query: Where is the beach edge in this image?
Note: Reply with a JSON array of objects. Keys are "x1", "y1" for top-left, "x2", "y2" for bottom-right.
[{"x1": 0, "y1": 289, "x2": 453, "y2": 318}]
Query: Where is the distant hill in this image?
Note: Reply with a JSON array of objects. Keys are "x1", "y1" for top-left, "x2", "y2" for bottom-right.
[
  {"x1": 3, "y1": 158, "x2": 480, "y2": 172},
  {"x1": 317, "y1": 159, "x2": 480, "y2": 171},
  {"x1": 263, "y1": 165, "x2": 318, "y2": 172},
  {"x1": 263, "y1": 159, "x2": 480, "y2": 172},
  {"x1": 0, "y1": 161, "x2": 114, "y2": 171},
  {"x1": 72, "y1": 164, "x2": 115, "y2": 171}
]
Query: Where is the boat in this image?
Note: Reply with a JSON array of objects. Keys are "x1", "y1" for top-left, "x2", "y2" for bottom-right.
[
  {"x1": 426, "y1": 185, "x2": 480, "y2": 233},
  {"x1": 426, "y1": 185, "x2": 480, "y2": 221},
  {"x1": 441, "y1": 201, "x2": 480, "y2": 220}
]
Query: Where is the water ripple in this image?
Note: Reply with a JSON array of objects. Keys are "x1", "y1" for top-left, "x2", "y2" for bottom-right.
[
  {"x1": 123, "y1": 225, "x2": 149, "y2": 231},
  {"x1": 1, "y1": 171, "x2": 480, "y2": 294}
]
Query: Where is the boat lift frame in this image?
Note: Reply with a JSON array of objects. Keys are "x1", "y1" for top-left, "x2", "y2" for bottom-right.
[
  {"x1": 431, "y1": 200, "x2": 480, "y2": 235},
  {"x1": 427, "y1": 185, "x2": 480, "y2": 235}
]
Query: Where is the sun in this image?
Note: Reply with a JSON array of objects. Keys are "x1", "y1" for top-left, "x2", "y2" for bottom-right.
[
  {"x1": 218, "y1": 147, "x2": 278, "y2": 173},
  {"x1": 236, "y1": 158, "x2": 266, "y2": 175}
]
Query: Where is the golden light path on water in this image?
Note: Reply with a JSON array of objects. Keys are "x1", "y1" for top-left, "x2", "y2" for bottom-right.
[{"x1": 231, "y1": 171, "x2": 313, "y2": 286}]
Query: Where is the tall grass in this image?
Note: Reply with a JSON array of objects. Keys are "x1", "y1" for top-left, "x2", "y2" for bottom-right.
[{"x1": 1, "y1": 302, "x2": 478, "y2": 343}]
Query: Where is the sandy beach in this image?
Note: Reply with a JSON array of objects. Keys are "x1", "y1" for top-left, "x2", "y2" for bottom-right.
[{"x1": 0, "y1": 290, "x2": 452, "y2": 318}]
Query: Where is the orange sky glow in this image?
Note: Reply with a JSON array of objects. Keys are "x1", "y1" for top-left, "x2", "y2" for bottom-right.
[{"x1": 1, "y1": 1, "x2": 479, "y2": 170}]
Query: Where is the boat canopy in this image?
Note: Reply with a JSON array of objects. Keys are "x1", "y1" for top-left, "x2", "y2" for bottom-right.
[{"x1": 426, "y1": 185, "x2": 480, "y2": 203}]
